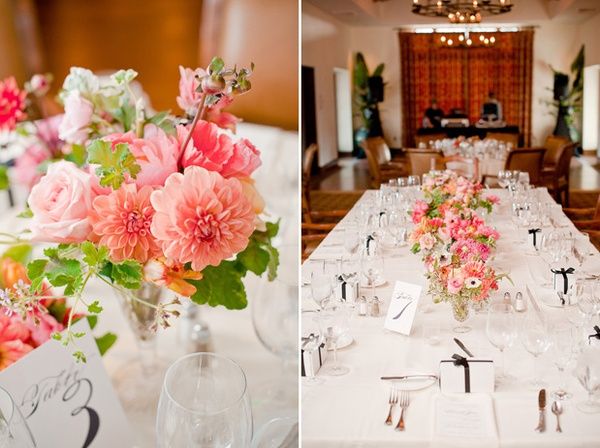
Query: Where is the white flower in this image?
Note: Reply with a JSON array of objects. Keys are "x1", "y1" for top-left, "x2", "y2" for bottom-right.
[
  {"x1": 61, "y1": 67, "x2": 100, "y2": 100},
  {"x1": 465, "y1": 277, "x2": 482, "y2": 289}
]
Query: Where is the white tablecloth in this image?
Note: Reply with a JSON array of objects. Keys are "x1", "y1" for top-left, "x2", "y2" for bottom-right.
[
  {"x1": 301, "y1": 188, "x2": 600, "y2": 447},
  {"x1": 0, "y1": 123, "x2": 299, "y2": 446}
]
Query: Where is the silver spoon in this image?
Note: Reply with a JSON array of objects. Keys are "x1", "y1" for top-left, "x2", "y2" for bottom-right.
[{"x1": 551, "y1": 401, "x2": 563, "y2": 433}]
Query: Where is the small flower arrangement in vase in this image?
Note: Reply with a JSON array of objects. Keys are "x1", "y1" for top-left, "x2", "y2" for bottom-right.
[{"x1": 0, "y1": 57, "x2": 279, "y2": 368}]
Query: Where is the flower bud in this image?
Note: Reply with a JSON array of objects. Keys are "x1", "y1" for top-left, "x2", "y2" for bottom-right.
[{"x1": 201, "y1": 75, "x2": 226, "y2": 94}]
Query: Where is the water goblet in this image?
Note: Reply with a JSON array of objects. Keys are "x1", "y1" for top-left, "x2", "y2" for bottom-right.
[
  {"x1": 549, "y1": 321, "x2": 575, "y2": 400},
  {"x1": 520, "y1": 311, "x2": 551, "y2": 388},
  {"x1": 574, "y1": 345, "x2": 600, "y2": 413},
  {"x1": 486, "y1": 303, "x2": 517, "y2": 382},
  {"x1": 319, "y1": 302, "x2": 351, "y2": 376}
]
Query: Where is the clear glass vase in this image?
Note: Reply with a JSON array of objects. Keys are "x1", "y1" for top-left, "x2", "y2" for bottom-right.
[
  {"x1": 452, "y1": 299, "x2": 472, "y2": 333},
  {"x1": 112, "y1": 282, "x2": 166, "y2": 414}
]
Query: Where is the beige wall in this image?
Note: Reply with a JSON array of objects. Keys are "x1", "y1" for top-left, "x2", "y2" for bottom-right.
[{"x1": 302, "y1": 2, "x2": 351, "y2": 167}]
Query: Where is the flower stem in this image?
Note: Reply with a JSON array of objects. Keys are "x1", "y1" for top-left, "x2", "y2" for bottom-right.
[{"x1": 179, "y1": 92, "x2": 207, "y2": 158}]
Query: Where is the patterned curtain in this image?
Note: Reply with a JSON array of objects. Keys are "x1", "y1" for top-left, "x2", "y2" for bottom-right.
[{"x1": 399, "y1": 30, "x2": 533, "y2": 147}]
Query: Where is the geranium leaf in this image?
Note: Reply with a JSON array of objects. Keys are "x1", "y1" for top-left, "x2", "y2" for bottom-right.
[
  {"x1": 187, "y1": 261, "x2": 247, "y2": 310},
  {"x1": 95, "y1": 332, "x2": 117, "y2": 356},
  {"x1": 100, "y1": 260, "x2": 143, "y2": 290},
  {"x1": 87, "y1": 140, "x2": 140, "y2": 189}
]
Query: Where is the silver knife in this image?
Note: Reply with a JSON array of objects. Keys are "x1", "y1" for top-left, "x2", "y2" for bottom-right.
[
  {"x1": 535, "y1": 389, "x2": 546, "y2": 432},
  {"x1": 380, "y1": 374, "x2": 438, "y2": 381},
  {"x1": 454, "y1": 338, "x2": 474, "y2": 357}
]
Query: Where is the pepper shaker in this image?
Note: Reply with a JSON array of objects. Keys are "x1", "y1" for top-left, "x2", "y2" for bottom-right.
[
  {"x1": 358, "y1": 296, "x2": 368, "y2": 316},
  {"x1": 369, "y1": 296, "x2": 381, "y2": 317},
  {"x1": 514, "y1": 291, "x2": 527, "y2": 312}
]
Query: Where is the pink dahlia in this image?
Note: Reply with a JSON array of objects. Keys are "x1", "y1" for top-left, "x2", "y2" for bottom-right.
[
  {"x1": 90, "y1": 183, "x2": 160, "y2": 263},
  {"x1": 104, "y1": 125, "x2": 180, "y2": 187},
  {"x1": 150, "y1": 166, "x2": 255, "y2": 271},
  {"x1": 178, "y1": 121, "x2": 261, "y2": 178},
  {"x1": 0, "y1": 77, "x2": 26, "y2": 131}
]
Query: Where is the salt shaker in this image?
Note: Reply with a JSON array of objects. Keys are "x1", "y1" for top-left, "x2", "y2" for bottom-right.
[
  {"x1": 514, "y1": 291, "x2": 527, "y2": 312},
  {"x1": 503, "y1": 292, "x2": 512, "y2": 305},
  {"x1": 369, "y1": 296, "x2": 381, "y2": 317},
  {"x1": 358, "y1": 296, "x2": 368, "y2": 316}
]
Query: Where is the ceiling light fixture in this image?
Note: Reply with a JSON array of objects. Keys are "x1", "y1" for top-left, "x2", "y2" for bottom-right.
[{"x1": 412, "y1": 0, "x2": 513, "y2": 24}]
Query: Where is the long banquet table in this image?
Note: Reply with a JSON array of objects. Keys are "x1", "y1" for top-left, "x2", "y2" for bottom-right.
[{"x1": 301, "y1": 188, "x2": 600, "y2": 447}]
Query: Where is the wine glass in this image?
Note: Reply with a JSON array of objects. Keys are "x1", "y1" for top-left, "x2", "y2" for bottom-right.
[
  {"x1": 252, "y1": 244, "x2": 298, "y2": 411},
  {"x1": 0, "y1": 386, "x2": 36, "y2": 448},
  {"x1": 408, "y1": 175, "x2": 421, "y2": 188},
  {"x1": 497, "y1": 170, "x2": 509, "y2": 189},
  {"x1": 310, "y1": 261, "x2": 333, "y2": 310},
  {"x1": 386, "y1": 209, "x2": 408, "y2": 248},
  {"x1": 156, "y1": 353, "x2": 253, "y2": 447},
  {"x1": 574, "y1": 345, "x2": 600, "y2": 413},
  {"x1": 486, "y1": 303, "x2": 516, "y2": 381},
  {"x1": 343, "y1": 225, "x2": 359, "y2": 256},
  {"x1": 319, "y1": 302, "x2": 351, "y2": 376},
  {"x1": 520, "y1": 311, "x2": 550, "y2": 388},
  {"x1": 301, "y1": 311, "x2": 325, "y2": 385},
  {"x1": 575, "y1": 278, "x2": 600, "y2": 324},
  {"x1": 549, "y1": 321, "x2": 574, "y2": 400},
  {"x1": 361, "y1": 253, "x2": 384, "y2": 300}
]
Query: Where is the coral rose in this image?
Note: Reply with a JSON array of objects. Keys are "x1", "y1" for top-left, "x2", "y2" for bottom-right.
[
  {"x1": 150, "y1": 166, "x2": 255, "y2": 271},
  {"x1": 29, "y1": 161, "x2": 97, "y2": 243},
  {"x1": 90, "y1": 183, "x2": 160, "y2": 263},
  {"x1": 104, "y1": 124, "x2": 180, "y2": 187},
  {"x1": 178, "y1": 121, "x2": 261, "y2": 178}
]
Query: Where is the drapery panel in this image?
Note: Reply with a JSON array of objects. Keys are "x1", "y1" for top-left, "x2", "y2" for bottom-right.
[{"x1": 399, "y1": 30, "x2": 533, "y2": 147}]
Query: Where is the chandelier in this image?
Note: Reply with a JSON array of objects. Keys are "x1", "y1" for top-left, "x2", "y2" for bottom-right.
[
  {"x1": 438, "y1": 31, "x2": 496, "y2": 47},
  {"x1": 412, "y1": 1, "x2": 513, "y2": 24}
]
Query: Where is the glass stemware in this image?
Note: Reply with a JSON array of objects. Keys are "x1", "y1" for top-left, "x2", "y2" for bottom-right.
[
  {"x1": 319, "y1": 302, "x2": 350, "y2": 376},
  {"x1": 0, "y1": 386, "x2": 36, "y2": 448},
  {"x1": 520, "y1": 311, "x2": 550, "y2": 388},
  {"x1": 486, "y1": 303, "x2": 516, "y2": 381},
  {"x1": 549, "y1": 321, "x2": 574, "y2": 400},
  {"x1": 156, "y1": 353, "x2": 253, "y2": 447},
  {"x1": 574, "y1": 346, "x2": 600, "y2": 413},
  {"x1": 575, "y1": 278, "x2": 600, "y2": 325},
  {"x1": 343, "y1": 225, "x2": 359, "y2": 256},
  {"x1": 361, "y1": 253, "x2": 384, "y2": 300},
  {"x1": 301, "y1": 311, "x2": 325, "y2": 385}
]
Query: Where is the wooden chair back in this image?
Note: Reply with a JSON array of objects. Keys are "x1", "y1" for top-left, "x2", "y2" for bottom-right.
[
  {"x1": 486, "y1": 132, "x2": 519, "y2": 147},
  {"x1": 361, "y1": 140, "x2": 384, "y2": 188},
  {"x1": 406, "y1": 149, "x2": 443, "y2": 177},
  {"x1": 505, "y1": 147, "x2": 546, "y2": 185},
  {"x1": 543, "y1": 135, "x2": 570, "y2": 167}
]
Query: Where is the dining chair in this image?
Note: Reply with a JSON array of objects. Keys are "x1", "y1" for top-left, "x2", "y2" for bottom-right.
[
  {"x1": 361, "y1": 137, "x2": 408, "y2": 188},
  {"x1": 441, "y1": 155, "x2": 480, "y2": 181},
  {"x1": 564, "y1": 193, "x2": 600, "y2": 234},
  {"x1": 406, "y1": 149, "x2": 443, "y2": 177},
  {"x1": 542, "y1": 135, "x2": 571, "y2": 169},
  {"x1": 541, "y1": 142, "x2": 575, "y2": 206},
  {"x1": 414, "y1": 133, "x2": 446, "y2": 148},
  {"x1": 505, "y1": 147, "x2": 546, "y2": 185},
  {"x1": 486, "y1": 132, "x2": 519, "y2": 148}
]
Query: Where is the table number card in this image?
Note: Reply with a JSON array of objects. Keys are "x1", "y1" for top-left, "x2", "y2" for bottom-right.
[
  {"x1": 0, "y1": 320, "x2": 134, "y2": 448},
  {"x1": 384, "y1": 281, "x2": 422, "y2": 335}
]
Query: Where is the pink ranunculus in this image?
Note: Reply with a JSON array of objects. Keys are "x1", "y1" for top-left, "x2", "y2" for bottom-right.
[
  {"x1": 58, "y1": 91, "x2": 94, "y2": 144},
  {"x1": 0, "y1": 312, "x2": 33, "y2": 370},
  {"x1": 104, "y1": 124, "x2": 180, "y2": 187},
  {"x1": 91, "y1": 183, "x2": 161, "y2": 263},
  {"x1": 178, "y1": 121, "x2": 261, "y2": 178},
  {"x1": 13, "y1": 143, "x2": 51, "y2": 189},
  {"x1": 25, "y1": 310, "x2": 63, "y2": 347},
  {"x1": 176, "y1": 66, "x2": 206, "y2": 116},
  {"x1": 29, "y1": 161, "x2": 97, "y2": 243},
  {"x1": 150, "y1": 166, "x2": 255, "y2": 271}
]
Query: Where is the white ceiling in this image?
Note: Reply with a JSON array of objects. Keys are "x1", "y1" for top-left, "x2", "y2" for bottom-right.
[{"x1": 304, "y1": 0, "x2": 600, "y2": 27}]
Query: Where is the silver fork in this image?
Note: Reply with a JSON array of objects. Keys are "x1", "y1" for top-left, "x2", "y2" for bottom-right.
[
  {"x1": 395, "y1": 390, "x2": 410, "y2": 431},
  {"x1": 385, "y1": 388, "x2": 398, "y2": 425}
]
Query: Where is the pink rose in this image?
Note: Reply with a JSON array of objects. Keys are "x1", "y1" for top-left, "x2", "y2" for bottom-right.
[
  {"x1": 29, "y1": 161, "x2": 97, "y2": 243},
  {"x1": 178, "y1": 121, "x2": 261, "y2": 178},
  {"x1": 419, "y1": 233, "x2": 436, "y2": 251},
  {"x1": 176, "y1": 66, "x2": 206, "y2": 116},
  {"x1": 104, "y1": 124, "x2": 180, "y2": 187},
  {"x1": 58, "y1": 91, "x2": 93, "y2": 144},
  {"x1": 14, "y1": 144, "x2": 51, "y2": 189},
  {"x1": 447, "y1": 276, "x2": 464, "y2": 295}
]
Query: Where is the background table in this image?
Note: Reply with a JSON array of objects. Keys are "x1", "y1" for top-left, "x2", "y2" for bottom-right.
[
  {"x1": 302, "y1": 188, "x2": 600, "y2": 447},
  {"x1": 0, "y1": 123, "x2": 299, "y2": 447}
]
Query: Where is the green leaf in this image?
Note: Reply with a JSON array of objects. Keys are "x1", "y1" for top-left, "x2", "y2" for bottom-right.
[
  {"x1": 45, "y1": 259, "x2": 83, "y2": 295},
  {"x1": 87, "y1": 300, "x2": 103, "y2": 314},
  {"x1": 95, "y1": 332, "x2": 117, "y2": 356},
  {"x1": 73, "y1": 350, "x2": 87, "y2": 363},
  {"x1": 0, "y1": 165, "x2": 9, "y2": 190},
  {"x1": 265, "y1": 245, "x2": 279, "y2": 281},
  {"x1": 209, "y1": 57, "x2": 225, "y2": 74},
  {"x1": 87, "y1": 140, "x2": 141, "y2": 190},
  {"x1": 112, "y1": 104, "x2": 136, "y2": 132},
  {"x1": 17, "y1": 208, "x2": 33, "y2": 218},
  {"x1": 65, "y1": 144, "x2": 87, "y2": 166},
  {"x1": 372, "y1": 63, "x2": 385, "y2": 77},
  {"x1": 52, "y1": 332, "x2": 62, "y2": 341},
  {"x1": 147, "y1": 110, "x2": 170, "y2": 125},
  {"x1": 86, "y1": 315, "x2": 98, "y2": 330},
  {"x1": 2, "y1": 244, "x2": 32, "y2": 264},
  {"x1": 111, "y1": 69, "x2": 138, "y2": 85},
  {"x1": 237, "y1": 240, "x2": 270, "y2": 276},
  {"x1": 187, "y1": 261, "x2": 247, "y2": 310},
  {"x1": 81, "y1": 242, "x2": 108, "y2": 267},
  {"x1": 27, "y1": 259, "x2": 48, "y2": 292},
  {"x1": 100, "y1": 260, "x2": 143, "y2": 290}
]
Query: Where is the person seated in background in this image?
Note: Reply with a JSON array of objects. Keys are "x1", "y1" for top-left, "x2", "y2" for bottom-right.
[
  {"x1": 423, "y1": 99, "x2": 444, "y2": 128},
  {"x1": 481, "y1": 91, "x2": 503, "y2": 121}
]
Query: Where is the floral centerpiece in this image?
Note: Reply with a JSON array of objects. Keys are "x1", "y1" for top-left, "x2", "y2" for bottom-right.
[
  {"x1": 409, "y1": 170, "x2": 505, "y2": 331},
  {"x1": 0, "y1": 57, "x2": 278, "y2": 361}
]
